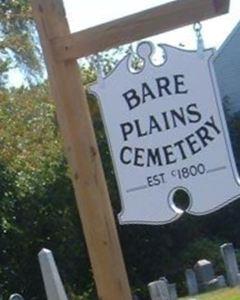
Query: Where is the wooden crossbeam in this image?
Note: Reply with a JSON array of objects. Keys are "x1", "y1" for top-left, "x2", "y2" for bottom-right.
[{"x1": 52, "y1": 0, "x2": 230, "y2": 61}]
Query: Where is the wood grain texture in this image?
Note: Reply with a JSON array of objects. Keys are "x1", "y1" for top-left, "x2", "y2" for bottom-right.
[
  {"x1": 30, "y1": 1, "x2": 132, "y2": 299},
  {"x1": 51, "y1": 0, "x2": 230, "y2": 61}
]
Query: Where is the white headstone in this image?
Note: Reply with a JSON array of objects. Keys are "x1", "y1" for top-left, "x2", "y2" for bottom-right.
[
  {"x1": 217, "y1": 275, "x2": 227, "y2": 288},
  {"x1": 38, "y1": 248, "x2": 68, "y2": 300},
  {"x1": 168, "y1": 283, "x2": 178, "y2": 300},
  {"x1": 185, "y1": 269, "x2": 199, "y2": 296},
  {"x1": 194, "y1": 259, "x2": 215, "y2": 286},
  {"x1": 148, "y1": 280, "x2": 170, "y2": 300},
  {"x1": 221, "y1": 243, "x2": 240, "y2": 286},
  {"x1": 90, "y1": 41, "x2": 240, "y2": 225}
]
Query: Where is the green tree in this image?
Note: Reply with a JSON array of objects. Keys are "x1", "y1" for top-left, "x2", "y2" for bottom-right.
[
  {"x1": 0, "y1": 85, "x2": 93, "y2": 299},
  {"x1": 0, "y1": 0, "x2": 42, "y2": 86}
]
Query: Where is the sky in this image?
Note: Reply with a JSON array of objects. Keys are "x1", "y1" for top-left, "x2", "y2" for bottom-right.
[
  {"x1": 63, "y1": 0, "x2": 240, "y2": 49},
  {"x1": 9, "y1": 0, "x2": 240, "y2": 87}
]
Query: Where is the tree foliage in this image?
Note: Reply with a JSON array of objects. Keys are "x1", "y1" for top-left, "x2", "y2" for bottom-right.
[
  {"x1": 0, "y1": 85, "x2": 92, "y2": 299},
  {"x1": 0, "y1": 0, "x2": 42, "y2": 86}
]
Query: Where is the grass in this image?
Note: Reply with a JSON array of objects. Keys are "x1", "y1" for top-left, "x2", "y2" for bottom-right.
[{"x1": 181, "y1": 287, "x2": 240, "y2": 300}]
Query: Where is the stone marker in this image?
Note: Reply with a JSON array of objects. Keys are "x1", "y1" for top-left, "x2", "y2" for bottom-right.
[
  {"x1": 206, "y1": 278, "x2": 223, "y2": 291},
  {"x1": 148, "y1": 279, "x2": 170, "y2": 300},
  {"x1": 221, "y1": 243, "x2": 240, "y2": 286},
  {"x1": 217, "y1": 275, "x2": 226, "y2": 288},
  {"x1": 185, "y1": 269, "x2": 199, "y2": 296},
  {"x1": 194, "y1": 259, "x2": 222, "y2": 292},
  {"x1": 9, "y1": 294, "x2": 24, "y2": 300},
  {"x1": 193, "y1": 259, "x2": 226, "y2": 292},
  {"x1": 38, "y1": 248, "x2": 68, "y2": 300},
  {"x1": 194, "y1": 259, "x2": 216, "y2": 291},
  {"x1": 168, "y1": 283, "x2": 178, "y2": 300}
]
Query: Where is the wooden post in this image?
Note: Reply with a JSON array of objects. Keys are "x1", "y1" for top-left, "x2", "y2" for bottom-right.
[
  {"x1": 30, "y1": 1, "x2": 132, "y2": 299},
  {"x1": 30, "y1": 0, "x2": 230, "y2": 299}
]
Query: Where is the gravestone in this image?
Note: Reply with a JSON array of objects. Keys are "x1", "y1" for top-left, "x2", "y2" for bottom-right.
[
  {"x1": 168, "y1": 283, "x2": 178, "y2": 300},
  {"x1": 38, "y1": 248, "x2": 68, "y2": 300},
  {"x1": 159, "y1": 277, "x2": 178, "y2": 299},
  {"x1": 185, "y1": 269, "x2": 199, "y2": 296},
  {"x1": 217, "y1": 275, "x2": 227, "y2": 288},
  {"x1": 194, "y1": 259, "x2": 217, "y2": 291},
  {"x1": 194, "y1": 260, "x2": 215, "y2": 288},
  {"x1": 193, "y1": 259, "x2": 226, "y2": 292},
  {"x1": 9, "y1": 294, "x2": 24, "y2": 300},
  {"x1": 220, "y1": 243, "x2": 240, "y2": 286},
  {"x1": 148, "y1": 279, "x2": 170, "y2": 300}
]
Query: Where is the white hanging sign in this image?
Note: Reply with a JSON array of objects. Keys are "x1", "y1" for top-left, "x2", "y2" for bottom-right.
[{"x1": 90, "y1": 42, "x2": 240, "y2": 225}]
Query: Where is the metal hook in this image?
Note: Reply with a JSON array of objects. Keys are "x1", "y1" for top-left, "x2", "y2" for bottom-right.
[
  {"x1": 193, "y1": 22, "x2": 202, "y2": 33},
  {"x1": 193, "y1": 22, "x2": 205, "y2": 59}
]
